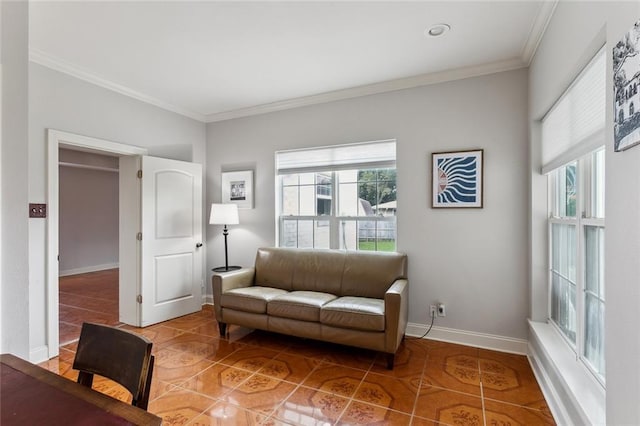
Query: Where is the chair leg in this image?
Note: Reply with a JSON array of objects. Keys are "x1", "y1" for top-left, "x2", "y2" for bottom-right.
[
  {"x1": 218, "y1": 322, "x2": 227, "y2": 337},
  {"x1": 386, "y1": 353, "x2": 395, "y2": 370},
  {"x1": 135, "y1": 354, "x2": 154, "y2": 410},
  {"x1": 77, "y1": 371, "x2": 94, "y2": 388}
]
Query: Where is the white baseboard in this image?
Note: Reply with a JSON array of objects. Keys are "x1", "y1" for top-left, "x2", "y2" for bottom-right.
[
  {"x1": 406, "y1": 322, "x2": 529, "y2": 355},
  {"x1": 29, "y1": 345, "x2": 49, "y2": 364},
  {"x1": 59, "y1": 262, "x2": 118, "y2": 277}
]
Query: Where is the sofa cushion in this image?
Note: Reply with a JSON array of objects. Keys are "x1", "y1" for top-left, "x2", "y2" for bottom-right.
[
  {"x1": 341, "y1": 252, "x2": 407, "y2": 299},
  {"x1": 268, "y1": 291, "x2": 337, "y2": 322},
  {"x1": 254, "y1": 248, "x2": 295, "y2": 291},
  {"x1": 291, "y1": 250, "x2": 345, "y2": 295},
  {"x1": 221, "y1": 286, "x2": 288, "y2": 314},
  {"x1": 320, "y1": 296, "x2": 385, "y2": 332}
]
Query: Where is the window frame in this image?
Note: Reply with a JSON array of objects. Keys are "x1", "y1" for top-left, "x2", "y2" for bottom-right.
[
  {"x1": 547, "y1": 148, "x2": 605, "y2": 386},
  {"x1": 277, "y1": 169, "x2": 397, "y2": 251}
]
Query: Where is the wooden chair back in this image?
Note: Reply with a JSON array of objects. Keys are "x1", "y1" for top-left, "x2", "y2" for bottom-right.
[{"x1": 72, "y1": 323, "x2": 154, "y2": 410}]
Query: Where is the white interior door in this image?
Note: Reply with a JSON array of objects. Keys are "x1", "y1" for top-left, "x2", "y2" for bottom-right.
[{"x1": 140, "y1": 156, "x2": 203, "y2": 326}]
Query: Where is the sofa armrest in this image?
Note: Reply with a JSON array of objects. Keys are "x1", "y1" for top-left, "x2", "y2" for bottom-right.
[
  {"x1": 212, "y1": 267, "x2": 256, "y2": 320},
  {"x1": 384, "y1": 279, "x2": 409, "y2": 353}
]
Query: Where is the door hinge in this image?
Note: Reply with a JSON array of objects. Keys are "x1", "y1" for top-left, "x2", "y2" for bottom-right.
[
  {"x1": 136, "y1": 232, "x2": 142, "y2": 241},
  {"x1": 137, "y1": 170, "x2": 142, "y2": 179},
  {"x1": 136, "y1": 295, "x2": 142, "y2": 304}
]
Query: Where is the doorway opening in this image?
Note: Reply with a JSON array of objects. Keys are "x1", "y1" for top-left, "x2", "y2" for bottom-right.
[
  {"x1": 58, "y1": 148, "x2": 121, "y2": 345},
  {"x1": 47, "y1": 130, "x2": 148, "y2": 358}
]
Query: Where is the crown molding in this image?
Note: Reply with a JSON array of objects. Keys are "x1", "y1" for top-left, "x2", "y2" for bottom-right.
[
  {"x1": 205, "y1": 57, "x2": 527, "y2": 122},
  {"x1": 29, "y1": 48, "x2": 207, "y2": 122},
  {"x1": 30, "y1": 48, "x2": 527, "y2": 125},
  {"x1": 521, "y1": 0, "x2": 558, "y2": 66}
]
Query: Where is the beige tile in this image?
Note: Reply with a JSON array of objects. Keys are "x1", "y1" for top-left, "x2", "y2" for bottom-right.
[
  {"x1": 484, "y1": 399, "x2": 556, "y2": 425},
  {"x1": 154, "y1": 349, "x2": 216, "y2": 385},
  {"x1": 370, "y1": 345, "x2": 427, "y2": 380},
  {"x1": 414, "y1": 385, "x2": 483, "y2": 424},
  {"x1": 422, "y1": 359, "x2": 481, "y2": 396},
  {"x1": 223, "y1": 375, "x2": 297, "y2": 418},
  {"x1": 481, "y1": 366, "x2": 547, "y2": 407},
  {"x1": 148, "y1": 388, "x2": 217, "y2": 425},
  {"x1": 302, "y1": 362, "x2": 367, "y2": 398},
  {"x1": 183, "y1": 363, "x2": 252, "y2": 399},
  {"x1": 427, "y1": 344, "x2": 479, "y2": 372},
  {"x1": 337, "y1": 400, "x2": 412, "y2": 425},
  {"x1": 190, "y1": 401, "x2": 266, "y2": 425},
  {"x1": 271, "y1": 387, "x2": 349, "y2": 425},
  {"x1": 259, "y1": 352, "x2": 321, "y2": 384},
  {"x1": 354, "y1": 372, "x2": 418, "y2": 414},
  {"x1": 218, "y1": 346, "x2": 281, "y2": 372}
]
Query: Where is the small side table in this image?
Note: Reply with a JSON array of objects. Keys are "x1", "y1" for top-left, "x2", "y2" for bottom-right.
[{"x1": 212, "y1": 266, "x2": 242, "y2": 273}]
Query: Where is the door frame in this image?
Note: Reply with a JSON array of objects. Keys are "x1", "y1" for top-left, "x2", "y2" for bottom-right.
[{"x1": 46, "y1": 129, "x2": 147, "y2": 358}]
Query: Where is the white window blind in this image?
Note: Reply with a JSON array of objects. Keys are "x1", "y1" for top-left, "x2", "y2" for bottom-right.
[
  {"x1": 541, "y1": 47, "x2": 605, "y2": 174},
  {"x1": 276, "y1": 139, "x2": 396, "y2": 174}
]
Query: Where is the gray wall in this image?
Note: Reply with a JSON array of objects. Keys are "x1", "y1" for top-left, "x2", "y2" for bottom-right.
[
  {"x1": 528, "y1": 2, "x2": 640, "y2": 424},
  {"x1": 58, "y1": 150, "x2": 119, "y2": 274},
  {"x1": 26, "y1": 63, "x2": 207, "y2": 358},
  {"x1": 1, "y1": 1, "x2": 30, "y2": 358},
  {"x1": 207, "y1": 68, "x2": 530, "y2": 340}
]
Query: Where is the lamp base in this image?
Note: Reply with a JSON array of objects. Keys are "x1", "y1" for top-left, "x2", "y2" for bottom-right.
[{"x1": 212, "y1": 266, "x2": 242, "y2": 273}]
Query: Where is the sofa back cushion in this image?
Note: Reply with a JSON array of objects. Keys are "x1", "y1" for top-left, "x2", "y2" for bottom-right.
[
  {"x1": 291, "y1": 249, "x2": 346, "y2": 294},
  {"x1": 342, "y1": 251, "x2": 407, "y2": 298},
  {"x1": 254, "y1": 247, "x2": 295, "y2": 290},
  {"x1": 254, "y1": 248, "x2": 407, "y2": 298}
]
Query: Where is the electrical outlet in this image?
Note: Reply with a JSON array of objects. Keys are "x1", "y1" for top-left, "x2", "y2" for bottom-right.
[
  {"x1": 437, "y1": 303, "x2": 446, "y2": 317},
  {"x1": 429, "y1": 305, "x2": 437, "y2": 318}
]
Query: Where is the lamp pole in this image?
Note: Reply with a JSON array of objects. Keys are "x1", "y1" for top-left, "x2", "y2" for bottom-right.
[{"x1": 222, "y1": 224, "x2": 230, "y2": 271}]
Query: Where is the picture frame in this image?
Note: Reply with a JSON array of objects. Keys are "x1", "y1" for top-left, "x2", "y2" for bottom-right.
[
  {"x1": 431, "y1": 149, "x2": 483, "y2": 208},
  {"x1": 221, "y1": 170, "x2": 254, "y2": 209},
  {"x1": 613, "y1": 19, "x2": 640, "y2": 152}
]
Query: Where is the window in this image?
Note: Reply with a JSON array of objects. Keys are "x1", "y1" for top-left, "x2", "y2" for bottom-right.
[
  {"x1": 548, "y1": 149, "x2": 605, "y2": 382},
  {"x1": 542, "y1": 47, "x2": 605, "y2": 384},
  {"x1": 276, "y1": 140, "x2": 396, "y2": 251}
]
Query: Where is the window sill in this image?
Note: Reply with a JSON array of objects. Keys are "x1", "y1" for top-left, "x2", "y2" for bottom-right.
[{"x1": 528, "y1": 320, "x2": 605, "y2": 425}]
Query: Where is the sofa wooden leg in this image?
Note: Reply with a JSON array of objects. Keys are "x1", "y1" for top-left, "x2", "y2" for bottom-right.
[
  {"x1": 218, "y1": 322, "x2": 227, "y2": 337},
  {"x1": 386, "y1": 353, "x2": 395, "y2": 370}
]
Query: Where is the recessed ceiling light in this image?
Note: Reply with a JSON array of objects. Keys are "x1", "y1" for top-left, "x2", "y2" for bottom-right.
[{"x1": 426, "y1": 23, "x2": 451, "y2": 37}]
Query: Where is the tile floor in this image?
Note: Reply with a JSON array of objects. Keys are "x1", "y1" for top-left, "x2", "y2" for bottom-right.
[
  {"x1": 46, "y1": 270, "x2": 556, "y2": 425},
  {"x1": 59, "y1": 269, "x2": 121, "y2": 344}
]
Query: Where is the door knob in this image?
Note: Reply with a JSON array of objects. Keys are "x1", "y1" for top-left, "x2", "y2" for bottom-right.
[{"x1": 196, "y1": 243, "x2": 203, "y2": 248}]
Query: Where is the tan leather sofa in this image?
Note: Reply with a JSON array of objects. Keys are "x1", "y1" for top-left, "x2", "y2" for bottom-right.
[{"x1": 212, "y1": 247, "x2": 408, "y2": 368}]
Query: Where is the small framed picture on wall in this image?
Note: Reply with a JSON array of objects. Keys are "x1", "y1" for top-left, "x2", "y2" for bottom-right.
[
  {"x1": 613, "y1": 19, "x2": 640, "y2": 152},
  {"x1": 431, "y1": 149, "x2": 484, "y2": 208},
  {"x1": 221, "y1": 170, "x2": 254, "y2": 209}
]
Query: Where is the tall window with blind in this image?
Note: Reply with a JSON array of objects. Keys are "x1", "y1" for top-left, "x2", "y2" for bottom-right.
[
  {"x1": 275, "y1": 140, "x2": 396, "y2": 251},
  {"x1": 542, "y1": 48, "x2": 605, "y2": 384}
]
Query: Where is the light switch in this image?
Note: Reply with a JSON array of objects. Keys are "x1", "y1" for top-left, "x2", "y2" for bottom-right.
[{"x1": 29, "y1": 203, "x2": 47, "y2": 218}]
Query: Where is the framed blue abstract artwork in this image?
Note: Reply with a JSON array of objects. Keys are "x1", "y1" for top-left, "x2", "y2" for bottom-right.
[{"x1": 431, "y1": 149, "x2": 483, "y2": 208}]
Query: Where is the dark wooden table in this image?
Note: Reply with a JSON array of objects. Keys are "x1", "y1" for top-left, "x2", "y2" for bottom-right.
[{"x1": 1, "y1": 353, "x2": 162, "y2": 425}]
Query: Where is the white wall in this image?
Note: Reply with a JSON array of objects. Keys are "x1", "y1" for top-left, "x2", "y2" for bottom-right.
[
  {"x1": 207, "y1": 68, "x2": 530, "y2": 341},
  {"x1": 1, "y1": 1, "x2": 30, "y2": 359},
  {"x1": 58, "y1": 150, "x2": 119, "y2": 275},
  {"x1": 528, "y1": 2, "x2": 640, "y2": 424},
  {"x1": 27, "y1": 63, "x2": 207, "y2": 359}
]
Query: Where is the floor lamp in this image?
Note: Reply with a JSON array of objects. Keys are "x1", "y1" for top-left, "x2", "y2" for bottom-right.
[{"x1": 210, "y1": 203, "x2": 242, "y2": 272}]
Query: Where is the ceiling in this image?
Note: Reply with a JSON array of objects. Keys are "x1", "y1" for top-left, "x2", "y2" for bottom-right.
[{"x1": 29, "y1": 1, "x2": 556, "y2": 123}]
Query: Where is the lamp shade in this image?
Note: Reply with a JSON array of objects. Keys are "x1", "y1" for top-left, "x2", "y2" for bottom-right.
[{"x1": 209, "y1": 203, "x2": 239, "y2": 225}]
